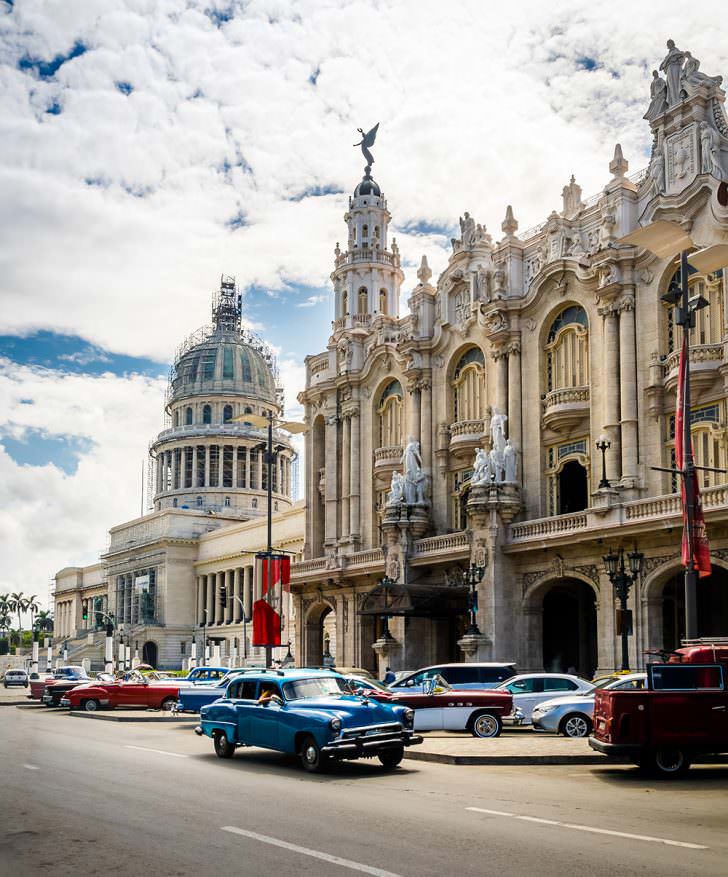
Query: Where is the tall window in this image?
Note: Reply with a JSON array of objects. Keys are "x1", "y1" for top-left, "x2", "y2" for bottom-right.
[
  {"x1": 545, "y1": 305, "x2": 589, "y2": 392},
  {"x1": 185, "y1": 406, "x2": 193, "y2": 425},
  {"x1": 452, "y1": 347, "x2": 485, "y2": 422},
  {"x1": 223, "y1": 404, "x2": 233, "y2": 423},
  {"x1": 668, "y1": 404, "x2": 726, "y2": 491},
  {"x1": 665, "y1": 267, "x2": 724, "y2": 353},
  {"x1": 545, "y1": 441, "x2": 589, "y2": 516},
  {"x1": 358, "y1": 287, "x2": 368, "y2": 314},
  {"x1": 377, "y1": 380, "x2": 403, "y2": 447},
  {"x1": 223, "y1": 346, "x2": 234, "y2": 379},
  {"x1": 203, "y1": 404, "x2": 212, "y2": 424}
]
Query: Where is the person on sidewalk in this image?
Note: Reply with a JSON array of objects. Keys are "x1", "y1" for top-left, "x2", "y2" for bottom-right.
[{"x1": 383, "y1": 666, "x2": 396, "y2": 685}]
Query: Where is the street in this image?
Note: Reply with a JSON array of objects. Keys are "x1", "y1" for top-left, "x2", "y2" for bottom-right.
[{"x1": 2, "y1": 707, "x2": 727, "y2": 876}]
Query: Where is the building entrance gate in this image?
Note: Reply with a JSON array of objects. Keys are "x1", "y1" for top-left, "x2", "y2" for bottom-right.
[{"x1": 542, "y1": 579, "x2": 597, "y2": 678}]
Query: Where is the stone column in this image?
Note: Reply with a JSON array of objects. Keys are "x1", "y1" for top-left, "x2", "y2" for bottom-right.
[
  {"x1": 507, "y1": 341, "x2": 522, "y2": 457},
  {"x1": 243, "y1": 566, "x2": 253, "y2": 618},
  {"x1": 196, "y1": 576, "x2": 205, "y2": 625},
  {"x1": 493, "y1": 347, "x2": 508, "y2": 419},
  {"x1": 349, "y1": 409, "x2": 360, "y2": 542},
  {"x1": 409, "y1": 382, "x2": 422, "y2": 442},
  {"x1": 233, "y1": 568, "x2": 242, "y2": 622},
  {"x1": 204, "y1": 445, "x2": 210, "y2": 487},
  {"x1": 341, "y1": 414, "x2": 351, "y2": 541},
  {"x1": 218, "y1": 448, "x2": 224, "y2": 488},
  {"x1": 600, "y1": 303, "x2": 622, "y2": 483},
  {"x1": 257, "y1": 451, "x2": 263, "y2": 494},
  {"x1": 206, "y1": 574, "x2": 214, "y2": 627},
  {"x1": 156, "y1": 455, "x2": 162, "y2": 496},
  {"x1": 324, "y1": 413, "x2": 339, "y2": 546},
  {"x1": 419, "y1": 378, "x2": 432, "y2": 475},
  {"x1": 225, "y1": 570, "x2": 234, "y2": 623},
  {"x1": 232, "y1": 447, "x2": 238, "y2": 489},
  {"x1": 618, "y1": 295, "x2": 638, "y2": 485}
]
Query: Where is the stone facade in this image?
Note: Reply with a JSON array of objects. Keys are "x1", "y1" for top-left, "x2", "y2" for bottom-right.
[{"x1": 293, "y1": 42, "x2": 728, "y2": 677}]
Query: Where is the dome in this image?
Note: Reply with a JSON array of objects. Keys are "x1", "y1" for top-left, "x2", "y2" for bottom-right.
[
  {"x1": 354, "y1": 170, "x2": 381, "y2": 198},
  {"x1": 168, "y1": 327, "x2": 278, "y2": 406}
]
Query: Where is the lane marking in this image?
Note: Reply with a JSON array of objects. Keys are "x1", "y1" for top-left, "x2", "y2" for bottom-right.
[
  {"x1": 23, "y1": 764, "x2": 39, "y2": 771},
  {"x1": 124, "y1": 745, "x2": 188, "y2": 759},
  {"x1": 221, "y1": 826, "x2": 403, "y2": 877},
  {"x1": 465, "y1": 808, "x2": 708, "y2": 850}
]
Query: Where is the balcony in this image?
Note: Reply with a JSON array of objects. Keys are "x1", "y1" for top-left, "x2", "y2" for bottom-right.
[
  {"x1": 411, "y1": 532, "x2": 470, "y2": 564},
  {"x1": 541, "y1": 386, "x2": 590, "y2": 432},
  {"x1": 449, "y1": 419, "x2": 485, "y2": 459},
  {"x1": 663, "y1": 343, "x2": 723, "y2": 393},
  {"x1": 374, "y1": 445, "x2": 403, "y2": 469}
]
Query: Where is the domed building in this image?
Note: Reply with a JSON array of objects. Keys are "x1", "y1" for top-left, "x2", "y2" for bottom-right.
[{"x1": 151, "y1": 277, "x2": 295, "y2": 517}]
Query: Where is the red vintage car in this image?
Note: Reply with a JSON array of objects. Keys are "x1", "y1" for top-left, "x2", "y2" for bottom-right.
[
  {"x1": 60, "y1": 673, "x2": 180, "y2": 712},
  {"x1": 346, "y1": 674, "x2": 512, "y2": 737}
]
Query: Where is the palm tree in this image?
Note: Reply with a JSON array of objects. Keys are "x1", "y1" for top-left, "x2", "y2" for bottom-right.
[
  {"x1": 9, "y1": 592, "x2": 26, "y2": 636},
  {"x1": 26, "y1": 594, "x2": 40, "y2": 631},
  {"x1": 34, "y1": 610, "x2": 54, "y2": 634}
]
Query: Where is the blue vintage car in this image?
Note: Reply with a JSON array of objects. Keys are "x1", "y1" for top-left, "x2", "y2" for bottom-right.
[
  {"x1": 195, "y1": 668, "x2": 422, "y2": 771},
  {"x1": 176, "y1": 668, "x2": 258, "y2": 712}
]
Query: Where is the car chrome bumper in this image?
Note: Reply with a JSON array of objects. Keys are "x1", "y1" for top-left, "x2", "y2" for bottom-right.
[
  {"x1": 60, "y1": 698, "x2": 70, "y2": 706},
  {"x1": 322, "y1": 729, "x2": 423, "y2": 755},
  {"x1": 588, "y1": 737, "x2": 640, "y2": 756},
  {"x1": 41, "y1": 695, "x2": 55, "y2": 704}
]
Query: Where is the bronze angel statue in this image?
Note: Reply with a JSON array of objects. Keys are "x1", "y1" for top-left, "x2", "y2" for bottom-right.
[{"x1": 354, "y1": 123, "x2": 379, "y2": 167}]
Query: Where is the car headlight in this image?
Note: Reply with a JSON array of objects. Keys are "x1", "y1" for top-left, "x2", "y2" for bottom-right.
[
  {"x1": 403, "y1": 708, "x2": 415, "y2": 727},
  {"x1": 533, "y1": 705, "x2": 555, "y2": 716},
  {"x1": 329, "y1": 717, "x2": 342, "y2": 733}
]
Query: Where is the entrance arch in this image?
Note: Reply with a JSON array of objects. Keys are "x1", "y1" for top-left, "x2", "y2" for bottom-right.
[
  {"x1": 661, "y1": 566, "x2": 728, "y2": 650},
  {"x1": 142, "y1": 641, "x2": 158, "y2": 667},
  {"x1": 558, "y1": 460, "x2": 588, "y2": 514},
  {"x1": 304, "y1": 601, "x2": 335, "y2": 667},
  {"x1": 542, "y1": 579, "x2": 597, "y2": 678}
]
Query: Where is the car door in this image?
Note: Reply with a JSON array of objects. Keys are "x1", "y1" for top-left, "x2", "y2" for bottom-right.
[
  {"x1": 247, "y1": 683, "x2": 284, "y2": 748},
  {"x1": 504, "y1": 677, "x2": 544, "y2": 720},
  {"x1": 233, "y1": 680, "x2": 260, "y2": 742},
  {"x1": 400, "y1": 691, "x2": 444, "y2": 731}
]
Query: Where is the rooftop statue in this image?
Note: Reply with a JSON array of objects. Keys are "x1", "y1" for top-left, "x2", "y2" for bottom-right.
[
  {"x1": 644, "y1": 70, "x2": 668, "y2": 121},
  {"x1": 354, "y1": 123, "x2": 379, "y2": 169},
  {"x1": 659, "y1": 39, "x2": 685, "y2": 106}
]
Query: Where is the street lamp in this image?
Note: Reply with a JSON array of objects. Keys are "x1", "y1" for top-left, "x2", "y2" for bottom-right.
[
  {"x1": 602, "y1": 546, "x2": 643, "y2": 671},
  {"x1": 595, "y1": 435, "x2": 611, "y2": 489},
  {"x1": 231, "y1": 410, "x2": 305, "y2": 667},
  {"x1": 618, "y1": 221, "x2": 728, "y2": 640},
  {"x1": 377, "y1": 575, "x2": 396, "y2": 641},
  {"x1": 462, "y1": 564, "x2": 486, "y2": 635}
]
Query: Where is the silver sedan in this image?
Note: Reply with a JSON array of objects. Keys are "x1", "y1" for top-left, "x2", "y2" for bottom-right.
[{"x1": 531, "y1": 673, "x2": 646, "y2": 737}]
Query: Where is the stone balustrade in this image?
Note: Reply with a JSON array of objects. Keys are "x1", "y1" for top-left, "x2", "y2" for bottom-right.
[
  {"x1": 346, "y1": 549, "x2": 385, "y2": 568},
  {"x1": 449, "y1": 419, "x2": 485, "y2": 439},
  {"x1": 290, "y1": 557, "x2": 328, "y2": 577},
  {"x1": 662, "y1": 343, "x2": 722, "y2": 377},
  {"x1": 374, "y1": 445, "x2": 403, "y2": 467},
  {"x1": 542, "y1": 386, "x2": 590, "y2": 409},
  {"x1": 413, "y1": 532, "x2": 470, "y2": 556},
  {"x1": 509, "y1": 513, "x2": 589, "y2": 541}
]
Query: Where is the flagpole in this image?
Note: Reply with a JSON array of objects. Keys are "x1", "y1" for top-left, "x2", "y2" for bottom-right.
[{"x1": 679, "y1": 248, "x2": 699, "y2": 640}]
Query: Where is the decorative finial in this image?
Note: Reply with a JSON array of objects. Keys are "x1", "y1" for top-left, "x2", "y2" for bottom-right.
[
  {"x1": 609, "y1": 143, "x2": 629, "y2": 179},
  {"x1": 501, "y1": 205, "x2": 518, "y2": 237},
  {"x1": 417, "y1": 255, "x2": 432, "y2": 285},
  {"x1": 353, "y1": 123, "x2": 379, "y2": 171}
]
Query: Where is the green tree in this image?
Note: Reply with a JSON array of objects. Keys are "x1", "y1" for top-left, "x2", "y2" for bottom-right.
[
  {"x1": 34, "y1": 610, "x2": 54, "y2": 634},
  {"x1": 9, "y1": 592, "x2": 27, "y2": 636},
  {"x1": 26, "y1": 594, "x2": 40, "y2": 631}
]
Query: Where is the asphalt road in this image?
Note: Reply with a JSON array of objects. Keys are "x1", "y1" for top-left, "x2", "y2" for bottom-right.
[{"x1": 2, "y1": 707, "x2": 727, "y2": 877}]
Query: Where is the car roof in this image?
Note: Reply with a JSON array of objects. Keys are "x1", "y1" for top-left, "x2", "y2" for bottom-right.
[
  {"x1": 226, "y1": 668, "x2": 343, "y2": 683},
  {"x1": 504, "y1": 672, "x2": 586, "y2": 680},
  {"x1": 405, "y1": 662, "x2": 516, "y2": 672}
]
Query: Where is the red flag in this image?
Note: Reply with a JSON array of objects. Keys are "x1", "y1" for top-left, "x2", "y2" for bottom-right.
[
  {"x1": 252, "y1": 554, "x2": 290, "y2": 646},
  {"x1": 675, "y1": 336, "x2": 711, "y2": 577},
  {"x1": 252, "y1": 599, "x2": 281, "y2": 646}
]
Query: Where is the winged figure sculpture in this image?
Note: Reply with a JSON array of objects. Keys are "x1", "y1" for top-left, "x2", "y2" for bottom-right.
[{"x1": 354, "y1": 123, "x2": 379, "y2": 167}]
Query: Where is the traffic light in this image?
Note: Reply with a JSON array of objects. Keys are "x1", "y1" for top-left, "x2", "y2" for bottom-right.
[
  {"x1": 219, "y1": 584, "x2": 227, "y2": 609},
  {"x1": 82, "y1": 600, "x2": 88, "y2": 621}
]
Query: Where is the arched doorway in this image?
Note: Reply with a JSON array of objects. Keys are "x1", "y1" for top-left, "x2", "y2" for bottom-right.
[
  {"x1": 142, "y1": 641, "x2": 158, "y2": 667},
  {"x1": 304, "y1": 602, "x2": 334, "y2": 667},
  {"x1": 558, "y1": 461, "x2": 588, "y2": 514},
  {"x1": 542, "y1": 579, "x2": 597, "y2": 678},
  {"x1": 661, "y1": 566, "x2": 728, "y2": 650}
]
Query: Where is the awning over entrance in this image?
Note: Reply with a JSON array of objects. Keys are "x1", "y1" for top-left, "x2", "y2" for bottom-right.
[{"x1": 358, "y1": 581, "x2": 468, "y2": 618}]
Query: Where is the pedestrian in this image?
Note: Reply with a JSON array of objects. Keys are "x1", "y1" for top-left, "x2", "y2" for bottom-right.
[{"x1": 383, "y1": 666, "x2": 396, "y2": 685}]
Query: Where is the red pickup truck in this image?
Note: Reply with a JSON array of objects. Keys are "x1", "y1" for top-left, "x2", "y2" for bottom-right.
[{"x1": 589, "y1": 645, "x2": 728, "y2": 776}]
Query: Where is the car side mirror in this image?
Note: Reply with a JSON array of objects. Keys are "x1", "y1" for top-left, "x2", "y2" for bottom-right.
[{"x1": 406, "y1": 679, "x2": 414, "y2": 687}]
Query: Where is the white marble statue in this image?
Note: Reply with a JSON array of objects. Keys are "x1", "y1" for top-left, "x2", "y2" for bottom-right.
[
  {"x1": 400, "y1": 437, "x2": 427, "y2": 505},
  {"x1": 682, "y1": 51, "x2": 722, "y2": 94},
  {"x1": 644, "y1": 70, "x2": 668, "y2": 121},
  {"x1": 700, "y1": 122, "x2": 715, "y2": 174},
  {"x1": 660, "y1": 39, "x2": 685, "y2": 106},
  {"x1": 471, "y1": 447, "x2": 491, "y2": 486},
  {"x1": 504, "y1": 439, "x2": 517, "y2": 483},
  {"x1": 386, "y1": 471, "x2": 405, "y2": 507}
]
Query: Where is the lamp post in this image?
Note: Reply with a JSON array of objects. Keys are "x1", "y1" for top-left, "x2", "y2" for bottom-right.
[
  {"x1": 378, "y1": 575, "x2": 396, "y2": 641},
  {"x1": 617, "y1": 222, "x2": 728, "y2": 640},
  {"x1": 231, "y1": 411, "x2": 305, "y2": 667},
  {"x1": 595, "y1": 435, "x2": 611, "y2": 489},
  {"x1": 602, "y1": 546, "x2": 643, "y2": 671},
  {"x1": 462, "y1": 564, "x2": 486, "y2": 636}
]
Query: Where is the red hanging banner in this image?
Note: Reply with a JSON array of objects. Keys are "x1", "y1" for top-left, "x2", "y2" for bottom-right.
[
  {"x1": 675, "y1": 335, "x2": 711, "y2": 577},
  {"x1": 252, "y1": 554, "x2": 291, "y2": 646}
]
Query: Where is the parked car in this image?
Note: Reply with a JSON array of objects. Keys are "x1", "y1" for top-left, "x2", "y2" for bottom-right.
[
  {"x1": 196, "y1": 668, "x2": 422, "y2": 771},
  {"x1": 590, "y1": 659, "x2": 728, "y2": 776},
  {"x1": 3, "y1": 668, "x2": 29, "y2": 688},
  {"x1": 176, "y1": 668, "x2": 259, "y2": 712},
  {"x1": 531, "y1": 673, "x2": 646, "y2": 737},
  {"x1": 60, "y1": 671, "x2": 181, "y2": 712},
  {"x1": 493, "y1": 673, "x2": 593, "y2": 723},
  {"x1": 351, "y1": 673, "x2": 512, "y2": 737},
  {"x1": 388, "y1": 662, "x2": 517, "y2": 693},
  {"x1": 41, "y1": 667, "x2": 91, "y2": 706},
  {"x1": 174, "y1": 666, "x2": 228, "y2": 685}
]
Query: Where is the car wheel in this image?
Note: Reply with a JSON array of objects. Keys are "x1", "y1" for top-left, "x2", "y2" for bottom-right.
[
  {"x1": 470, "y1": 711, "x2": 502, "y2": 738},
  {"x1": 560, "y1": 713, "x2": 592, "y2": 738},
  {"x1": 161, "y1": 697, "x2": 177, "y2": 712},
  {"x1": 378, "y1": 747, "x2": 404, "y2": 770},
  {"x1": 82, "y1": 699, "x2": 100, "y2": 712},
  {"x1": 300, "y1": 734, "x2": 328, "y2": 773},
  {"x1": 213, "y1": 731, "x2": 235, "y2": 759},
  {"x1": 642, "y1": 748, "x2": 691, "y2": 778}
]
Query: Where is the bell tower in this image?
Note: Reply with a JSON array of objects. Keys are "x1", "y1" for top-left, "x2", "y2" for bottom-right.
[{"x1": 331, "y1": 131, "x2": 404, "y2": 329}]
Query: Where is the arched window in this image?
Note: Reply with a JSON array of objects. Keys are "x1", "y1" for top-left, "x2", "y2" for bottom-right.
[
  {"x1": 377, "y1": 380, "x2": 403, "y2": 448},
  {"x1": 172, "y1": 498, "x2": 178, "y2": 508},
  {"x1": 203, "y1": 404, "x2": 212, "y2": 424},
  {"x1": 668, "y1": 403, "x2": 726, "y2": 492},
  {"x1": 196, "y1": 496, "x2": 203, "y2": 508},
  {"x1": 545, "y1": 440, "x2": 589, "y2": 516},
  {"x1": 174, "y1": 410, "x2": 180, "y2": 427},
  {"x1": 358, "y1": 287, "x2": 368, "y2": 314},
  {"x1": 379, "y1": 289, "x2": 387, "y2": 315},
  {"x1": 374, "y1": 226, "x2": 380, "y2": 239},
  {"x1": 545, "y1": 305, "x2": 589, "y2": 393},
  {"x1": 185, "y1": 407, "x2": 193, "y2": 425},
  {"x1": 252, "y1": 498, "x2": 258, "y2": 509},
  {"x1": 244, "y1": 406, "x2": 252, "y2": 414},
  {"x1": 224, "y1": 496, "x2": 231, "y2": 507},
  {"x1": 362, "y1": 224, "x2": 368, "y2": 241},
  {"x1": 664, "y1": 266, "x2": 724, "y2": 353},
  {"x1": 223, "y1": 404, "x2": 233, "y2": 423},
  {"x1": 452, "y1": 347, "x2": 485, "y2": 422}
]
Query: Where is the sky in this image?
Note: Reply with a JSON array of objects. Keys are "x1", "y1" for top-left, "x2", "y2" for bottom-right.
[{"x1": 1, "y1": 0, "x2": 728, "y2": 612}]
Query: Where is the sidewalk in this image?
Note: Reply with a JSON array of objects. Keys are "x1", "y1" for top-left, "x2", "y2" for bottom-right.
[
  {"x1": 0, "y1": 687, "x2": 33, "y2": 707},
  {"x1": 405, "y1": 728, "x2": 624, "y2": 765}
]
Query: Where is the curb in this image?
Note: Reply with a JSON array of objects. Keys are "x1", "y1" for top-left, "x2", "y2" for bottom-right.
[
  {"x1": 404, "y1": 751, "x2": 628, "y2": 766},
  {"x1": 68, "y1": 711, "x2": 198, "y2": 723},
  {"x1": 0, "y1": 699, "x2": 35, "y2": 707}
]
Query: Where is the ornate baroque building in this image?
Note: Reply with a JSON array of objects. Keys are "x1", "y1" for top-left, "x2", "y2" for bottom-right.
[{"x1": 293, "y1": 41, "x2": 728, "y2": 677}]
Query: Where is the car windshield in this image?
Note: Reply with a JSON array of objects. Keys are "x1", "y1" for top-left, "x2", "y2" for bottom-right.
[
  {"x1": 347, "y1": 677, "x2": 390, "y2": 693},
  {"x1": 281, "y1": 677, "x2": 348, "y2": 701}
]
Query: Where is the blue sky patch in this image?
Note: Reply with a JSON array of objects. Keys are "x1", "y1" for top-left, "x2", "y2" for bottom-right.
[
  {"x1": 0, "y1": 332, "x2": 167, "y2": 378},
  {"x1": 398, "y1": 218, "x2": 454, "y2": 237},
  {"x1": 18, "y1": 41, "x2": 87, "y2": 79},
  {"x1": 1, "y1": 429, "x2": 93, "y2": 475},
  {"x1": 245, "y1": 284, "x2": 330, "y2": 359},
  {"x1": 309, "y1": 66, "x2": 320, "y2": 85},
  {"x1": 576, "y1": 56, "x2": 597, "y2": 71},
  {"x1": 288, "y1": 184, "x2": 344, "y2": 202},
  {"x1": 226, "y1": 210, "x2": 247, "y2": 230},
  {"x1": 46, "y1": 100, "x2": 62, "y2": 115},
  {"x1": 116, "y1": 81, "x2": 133, "y2": 95}
]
